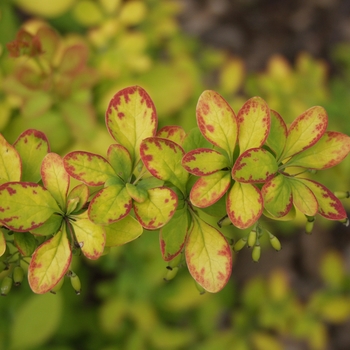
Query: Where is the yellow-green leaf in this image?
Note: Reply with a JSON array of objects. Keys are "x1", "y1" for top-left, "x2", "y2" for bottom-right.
[
  {"x1": 67, "y1": 184, "x2": 89, "y2": 213},
  {"x1": 107, "y1": 144, "x2": 132, "y2": 182},
  {"x1": 226, "y1": 182, "x2": 263, "y2": 229},
  {"x1": 157, "y1": 126, "x2": 186, "y2": 145},
  {"x1": 28, "y1": 227, "x2": 72, "y2": 294},
  {"x1": 30, "y1": 214, "x2": 63, "y2": 236},
  {"x1": 106, "y1": 86, "x2": 157, "y2": 164},
  {"x1": 265, "y1": 110, "x2": 287, "y2": 159},
  {"x1": 0, "y1": 229, "x2": 5, "y2": 257},
  {"x1": 0, "y1": 133, "x2": 21, "y2": 185},
  {"x1": 185, "y1": 214, "x2": 232, "y2": 293}
]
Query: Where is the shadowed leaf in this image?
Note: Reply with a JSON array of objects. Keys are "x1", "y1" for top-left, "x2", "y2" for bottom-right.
[
  {"x1": 107, "y1": 144, "x2": 132, "y2": 182},
  {"x1": 265, "y1": 110, "x2": 287, "y2": 159},
  {"x1": 14, "y1": 232, "x2": 38, "y2": 256},
  {"x1": 30, "y1": 214, "x2": 62, "y2": 236}
]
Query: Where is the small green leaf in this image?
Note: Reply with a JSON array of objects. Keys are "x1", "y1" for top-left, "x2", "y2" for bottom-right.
[
  {"x1": 182, "y1": 127, "x2": 212, "y2": 153},
  {"x1": 0, "y1": 133, "x2": 21, "y2": 184},
  {"x1": 265, "y1": 110, "x2": 287, "y2": 159},
  {"x1": 185, "y1": 214, "x2": 232, "y2": 293},
  {"x1": 232, "y1": 148, "x2": 278, "y2": 183},
  {"x1": 226, "y1": 182, "x2": 263, "y2": 229},
  {"x1": 237, "y1": 97, "x2": 270, "y2": 153},
  {"x1": 133, "y1": 187, "x2": 178, "y2": 229},
  {"x1": 30, "y1": 214, "x2": 63, "y2": 236},
  {"x1": 160, "y1": 206, "x2": 189, "y2": 261},
  {"x1": 28, "y1": 227, "x2": 72, "y2": 294},
  {"x1": 0, "y1": 229, "x2": 5, "y2": 257},
  {"x1": 280, "y1": 106, "x2": 328, "y2": 160},
  {"x1": 41, "y1": 153, "x2": 69, "y2": 210},
  {"x1": 157, "y1": 126, "x2": 186, "y2": 145},
  {"x1": 66, "y1": 197, "x2": 79, "y2": 215},
  {"x1": 285, "y1": 131, "x2": 350, "y2": 169},
  {"x1": 140, "y1": 137, "x2": 188, "y2": 194},
  {"x1": 190, "y1": 171, "x2": 231, "y2": 208},
  {"x1": 104, "y1": 215, "x2": 143, "y2": 247},
  {"x1": 125, "y1": 183, "x2": 148, "y2": 203},
  {"x1": 0, "y1": 182, "x2": 62, "y2": 231},
  {"x1": 14, "y1": 232, "x2": 38, "y2": 256},
  {"x1": 64, "y1": 151, "x2": 116, "y2": 186},
  {"x1": 196, "y1": 90, "x2": 238, "y2": 158},
  {"x1": 107, "y1": 144, "x2": 132, "y2": 181},
  {"x1": 182, "y1": 148, "x2": 229, "y2": 176},
  {"x1": 13, "y1": 129, "x2": 49, "y2": 183},
  {"x1": 136, "y1": 177, "x2": 164, "y2": 191},
  {"x1": 106, "y1": 86, "x2": 157, "y2": 164},
  {"x1": 67, "y1": 183, "x2": 89, "y2": 213},
  {"x1": 88, "y1": 184, "x2": 132, "y2": 225}
]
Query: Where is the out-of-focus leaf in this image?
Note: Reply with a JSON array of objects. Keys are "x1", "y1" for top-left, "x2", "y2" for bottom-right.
[{"x1": 0, "y1": 133, "x2": 21, "y2": 185}]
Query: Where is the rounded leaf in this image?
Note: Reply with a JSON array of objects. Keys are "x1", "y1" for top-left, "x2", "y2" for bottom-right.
[
  {"x1": 265, "y1": 110, "x2": 287, "y2": 159},
  {"x1": 157, "y1": 125, "x2": 186, "y2": 145},
  {"x1": 0, "y1": 133, "x2": 21, "y2": 184}
]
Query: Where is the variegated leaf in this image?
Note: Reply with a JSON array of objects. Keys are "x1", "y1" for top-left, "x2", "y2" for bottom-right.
[
  {"x1": 67, "y1": 184, "x2": 89, "y2": 213},
  {"x1": 157, "y1": 125, "x2": 186, "y2": 145},
  {"x1": 265, "y1": 110, "x2": 287, "y2": 159},
  {"x1": 0, "y1": 133, "x2": 21, "y2": 185},
  {"x1": 30, "y1": 214, "x2": 62, "y2": 236},
  {"x1": 0, "y1": 229, "x2": 5, "y2": 257},
  {"x1": 107, "y1": 144, "x2": 132, "y2": 182}
]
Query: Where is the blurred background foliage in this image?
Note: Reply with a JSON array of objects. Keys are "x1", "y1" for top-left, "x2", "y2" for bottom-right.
[{"x1": 1, "y1": 0, "x2": 350, "y2": 349}]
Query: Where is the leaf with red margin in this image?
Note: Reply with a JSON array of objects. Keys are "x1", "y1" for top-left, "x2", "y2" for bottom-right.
[
  {"x1": 299, "y1": 178, "x2": 347, "y2": 220},
  {"x1": 41, "y1": 153, "x2": 69, "y2": 211},
  {"x1": 88, "y1": 184, "x2": 132, "y2": 225},
  {"x1": 140, "y1": 137, "x2": 188, "y2": 194},
  {"x1": 237, "y1": 97, "x2": 270, "y2": 154},
  {"x1": 185, "y1": 214, "x2": 232, "y2": 293},
  {"x1": 190, "y1": 171, "x2": 231, "y2": 208},
  {"x1": 106, "y1": 86, "x2": 157, "y2": 164},
  {"x1": 280, "y1": 106, "x2": 328, "y2": 160},
  {"x1": 263, "y1": 206, "x2": 296, "y2": 221},
  {"x1": 261, "y1": 175, "x2": 293, "y2": 218},
  {"x1": 226, "y1": 182, "x2": 263, "y2": 229},
  {"x1": 58, "y1": 44, "x2": 88, "y2": 75},
  {"x1": 71, "y1": 212, "x2": 106, "y2": 260},
  {"x1": 28, "y1": 226, "x2": 71, "y2": 294},
  {"x1": 0, "y1": 182, "x2": 62, "y2": 232},
  {"x1": 157, "y1": 126, "x2": 186, "y2": 145},
  {"x1": 30, "y1": 214, "x2": 62, "y2": 236},
  {"x1": 133, "y1": 187, "x2": 178, "y2": 230},
  {"x1": 0, "y1": 229, "x2": 5, "y2": 256},
  {"x1": 64, "y1": 151, "x2": 116, "y2": 186},
  {"x1": 107, "y1": 144, "x2": 132, "y2": 182},
  {"x1": 160, "y1": 206, "x2": 189, "y2": 261},
  {"x1": 285, "y1": 131, "x2": 350, "y2": 169},
  {"x1": 232, "y1": 148, "x2": 278, "y2": 183},
  {"x1": 287, "y1": 177, "x2": 318, "y2": 216},
  {"x1": 13, "y1": 129, "x2": 49, "y2": 183},
  {"x1": 67, "y1": 184, "x2": 89, "y2": 213},
  {"x1": 265, "y1": 110, "x2": 287, "y2": 159},
  {"x1": 14, "y1": 232, "x2": 37, "y2": 256},
  {"x1": 182, "y1": 148, "x2": 229, "y2": 176},
  {"x1": 196, "y1": 90, "x2": 238, "y2": 157},
  {"x1": 105, "y1": 215, "x2": 143, "y2": 247},
  {"x1": 0, "y1": 134, "x2": 21, "y2": 185}
]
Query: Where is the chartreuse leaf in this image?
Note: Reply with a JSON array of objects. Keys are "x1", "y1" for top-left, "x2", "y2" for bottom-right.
[
  {"x1": 67, "y1": 184, "x2": 89, "y2": 213},
  {"x1": 265, "y1": 110, "x2": 287, "y2": 159},
  {"x1": 105, "y1": 215, "x2": 143, "y2": 247},
  {"x1": 63, "y1": 151, "x2": 116, "y2": 186},
  {"x1": 140, "y1": 137, "x2": 188, "y2": 194},
  {"x1": 185, "y1": 214, "x2": 232, "y2": 293},
  {"x1": 280, "y1": 106, "x2": 328, "y2": 160},
  {"x1": 133, "y1": 187, "x2": 178, "y2": 229},
  {"x1": 28, "y1": 225, "x2": 72, "y2": 294},
  {"x1": 182, "y1": 148, "x2": 229, "y2": 176},
  {"x1": 0, "y1": 182, "x2": 62, "y2": 231},
  {"x1": 226, "y1": 182, "x2": 263, "y2": 229},
  {"x1": 88, "y1": 184, "x2": 132, "y2": 225},
  {"x1": 299, "y1": 179, "x2": 347, "y2": 220},
  {"x1": 125, "y1": 183, "x2": 148, "y2": 203},
  {"x1": 41, "y1": 153, "x2": 69, "y2": 210},
  {"x1": 14, "y1": 232, "x2": 37, "y2": 256},
  {"x1": 160, "y1": 206, "x2": 189, "y2": 261},
  {"x1": 107, "y1": 144, "x2": 132, "y2": 182},
  {"x1": 157, "y1": 126, "x2": 186, "y2": 145},
  {"x1": 285, "y1": 131, "x2": 350, "y2": 169},
  {"x1": 196, "y1": 90, "x2": 237, "y2": 159},
  {"x1": 13, "y1": 129, "x2": 49, "y2": 183},
  {"x1": 30, "y1": 214, "x2": 62, "y2": 236},
  {"x1": 0, "y1": 133, "x2": 21, "y2": 185},
  {"x1": 182, "y1": 127, "x2": 212, "y2": 153},
  {"x1": 190, "y1": 171, "x2": 231, "y2": 208},
  {"x1": 106, "y1": 86, "x2": 157, "y2": 164},
  {"x1": 237, "y1": 97, "x2": 270, "y2": 154},
  {"x1": 261, "y1": 175, "x2": 293, "y2": 218},
  {"x1": 263, "y1": 205, "x2": 296, "y2": 221},
  {"x1": 232, "y1": 148, "x2": 278, "y2": 183},
  {"x1": 0, "y1": 229, "x2": 5, "y2": 256},
  {"x1": 287, "y1": 177, "x2": 318, "y2": 216},
  {"x1": 71, "y1": 212, "x2": 106, "y2": 260}
]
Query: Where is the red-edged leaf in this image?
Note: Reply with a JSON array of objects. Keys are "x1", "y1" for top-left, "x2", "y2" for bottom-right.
[
  {"x1": 285, "y1": 131, "x2": 350, "y2": 169},
  {"x1": 58, "y1": 44, "x2": 88, "y2": 75},
  {"x1": 299, "y1": 179, "x2": 347, "y2": 220},
  {"x1": 232, "y1": 148, "x2": 278, "y2": 183},
  {"x1": 28, "y1": 227, "x2": 71, "y2": 294},
  {"x1": 196, "y1": 90, "x2": 238, "y2": 158},
  {"x1": 226, "y1": 182, "x2": 263, "y2": 229},
  {"x1": 0, "y1": 133, "x2": 21, "y2": 184},
  {"x1": 281, "y1": 106, "x2": 328, "y2": 160},
  {"x1": 190, "y1": 171, "x2": 231, "y2": 208},
  {"x1": 88, "y1": 184, "x2": 132, "y2": 225},
  {"x1": 13, "y1": 129, "x2": 49, "y2": 183},
  {"x1": 107, "y1": 144, "x2": 132, "y2": 182},
  {"x1": 64, "y1": 151, "x2": 116, "y2": 186},
  {"x1": 125, "y1": 183, "x2": 148, "y2": 203},
  {"x1": 30, "y1": 214, "x2": 62, "y2": 236},
  {"x1": 67, "y1": 184, "x2": 89, "y2": 213},
  {"x1": 157, "y1": 126, "x2": 186, "y2": 145},
  {"x1": 0, "y1": 229, "x2": 6, "y2": 256},
  {"x1": 261, "y1": 175, "x2": 293, "y2": 218},
  {"x1": 36, "y1": 26, "x2": 60, "y2": 63},
  {"x1": 185, "y1": 214, "x2": 232, "y2": 293},
  {"x1": 133, "y1": 187, "x2": 178, "y2": 229},
  {"x1": 237, "y1": 97, "x2": 270, "y2": 153},
  {"x1": 106, "y1": 86, "x2": 157, "y2": 164},
  {"x1": 182, "y1": 148, "x2": 229, "y2": 176},
  {"x1": 265, "y1": 110, "x2": 287, "y2": 159}
]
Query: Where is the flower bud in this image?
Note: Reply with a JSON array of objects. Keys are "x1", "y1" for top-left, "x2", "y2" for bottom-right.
[
  {"x1": 268, "y1": 233, "x2": 282, "y2": 251},
  {"x1": 233, "y1": 238, "x2": 247, "y2": 252},
  {"x1": 68, "y1": 270, "x2": 81, "y2": 295},
  {"x1": 334, "y1": 191, "x2": 350, "y2": 199},
  {"x1": 217, "y1": 215, "x2": 232, "y2": 228},
  {"x1": 305, "y1": 216, "x2": 315, "y2": 234},
  {"x1": 252, "y1": 244, "x2": 261, "y2": 263},
  {"x1": 13, "y1": 266, "x2": 24, "y2": 286},
  {"x1": 164, "y1": 266, "x2": 178, "y2": 281},
  {"x1": 1, "y1": 276, "x2": 13, "y2": 296},
  {"x1": 247, "y1": 230, "x2": 257, "y2": 248}
]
